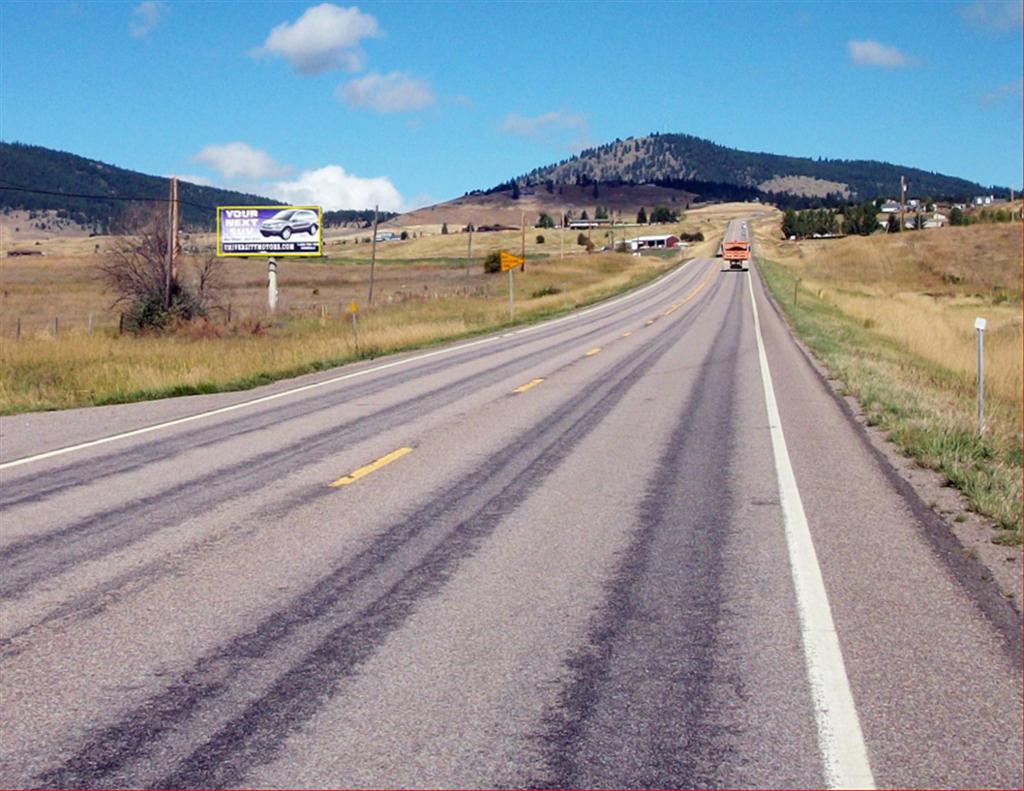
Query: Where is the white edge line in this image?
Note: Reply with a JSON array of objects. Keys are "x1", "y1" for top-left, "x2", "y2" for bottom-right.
[
  {"x1": 746, "y1": 269, "x2": 875, "y2": 790},
  {"x1": 1, "y1": 258, "x2": 705, "y2": 471}
]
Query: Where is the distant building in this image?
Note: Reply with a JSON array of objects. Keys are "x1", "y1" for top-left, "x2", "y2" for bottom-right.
[
  {"x1": 973, "y1": 195, "x2": 994, "y2": 206},
  {"x1": 374, "y1": 231, "x2": 399, "y2": 242},
  {"x1": 880, "y1": 201, "x2": 901, "y2": 213},
  {"x1": 568, "y1": 219, "x2": 611, "y2": 229},
  {"x1": 626, "y1": 234, "x2": 681, "y2": 251}
]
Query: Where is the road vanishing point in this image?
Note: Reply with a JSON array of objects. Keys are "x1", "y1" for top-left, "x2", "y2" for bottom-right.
[{"x1": 1, "y1": 220, "x2": 1020, "y2": 788}]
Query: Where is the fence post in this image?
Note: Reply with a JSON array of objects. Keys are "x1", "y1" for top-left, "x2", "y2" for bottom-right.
[
  {"x1": 794, "y1": 276, "x2": 800, "y2": 305},
  {"x1": 53, "y1": 316, "x2": 59, "y2": 337},
  {"x1": 119, "y1": 313, "x2": 125, "y2": 335},
  {"x1": 87, "y1": 312, "x2": 93, "y2": 333},
  {"x1": 975, "y1": 317, "x2": 986, "y2": 435}
]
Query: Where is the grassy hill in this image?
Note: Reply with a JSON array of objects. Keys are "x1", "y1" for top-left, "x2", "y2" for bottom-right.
[{"x1": 517, "y1": 133, "x2": 1000, "y2": 205}]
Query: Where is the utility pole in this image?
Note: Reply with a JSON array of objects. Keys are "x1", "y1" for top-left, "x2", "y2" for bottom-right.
[
  {"x1": 464, "y1": 223, "x2": 472, "y2": 297},
  {"x1": 164, "y1": 176, "x2": 177, "y2": 308},
  {"x1": 171, "y1": 176, "x2": 179, "y2": 282},
  {"x1": 368, "y1": 204, "x2": 379, "y2": 306},
  {"x1": 561, "y1": 206, "x2": 569, "y2": 259},
  {"x1": 520, "y1": 210, "x2": 526, "y2": 272},
  {"x1": 899, "y1": 175, "x2": 906, "y2": 232}
]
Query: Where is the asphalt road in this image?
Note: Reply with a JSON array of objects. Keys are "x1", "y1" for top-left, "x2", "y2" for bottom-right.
[{"x1": 1, "y1": 227, "x2": 1020, "y2": 789}]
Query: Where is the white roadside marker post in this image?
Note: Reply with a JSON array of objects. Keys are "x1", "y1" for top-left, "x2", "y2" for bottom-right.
[
  {"x1": 267, "y1": 258, "x2": 279, "y2": 314},
  {"x1": 975, "y1": 316, "x2": 986, "y2": 435}
]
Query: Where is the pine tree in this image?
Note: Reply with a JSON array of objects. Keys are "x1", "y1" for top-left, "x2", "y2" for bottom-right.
[{"x1": 636, "y1": 207, "x2": 647, "y2": 224}]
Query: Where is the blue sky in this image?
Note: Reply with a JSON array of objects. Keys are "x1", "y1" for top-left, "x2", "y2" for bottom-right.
[{"x1": 2, "y1": 0, "x2": 1021, "y2": 211}]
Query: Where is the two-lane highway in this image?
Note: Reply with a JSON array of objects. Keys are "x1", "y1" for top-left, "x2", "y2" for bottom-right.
[{"x1": 1, "y1": 241, "x2": 1020, "y2": 788}]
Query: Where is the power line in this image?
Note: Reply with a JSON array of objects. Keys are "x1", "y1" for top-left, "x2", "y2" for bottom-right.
[{"x1": 0, "y1": 179, "x2": 214, "y2": 211}]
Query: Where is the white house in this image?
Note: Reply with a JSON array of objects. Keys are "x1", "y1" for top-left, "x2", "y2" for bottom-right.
[{"x1": 625, "y1": 234, "x2": 681, "y2": 251}]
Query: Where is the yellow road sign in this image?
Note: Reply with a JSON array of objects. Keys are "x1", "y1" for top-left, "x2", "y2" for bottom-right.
[
  {"x1": 348, "y1": 300, "x2": 358, "y2": 313},
  {"x1": 500, "y1": 250, "x2": 524, "y2": 272}
]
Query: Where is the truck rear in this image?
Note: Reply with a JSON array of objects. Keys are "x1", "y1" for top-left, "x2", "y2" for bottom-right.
[{"x1": 722, "y1": 239, "x2": 750, "y2": 271}]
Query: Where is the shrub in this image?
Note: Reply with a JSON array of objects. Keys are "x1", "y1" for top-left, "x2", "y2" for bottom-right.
[
  {"x1": 577, "y1": 233, "x2": 588, "y2": 246},
  {"x1": 484, "y1": 251, "x2": 502, "y2": 273},
  {"x1": 536, "y1": 234, "x2": 545, "y2": 244},
  {"x1": 531, "y1": 284, "x2": 562, "y2": 298},
  {"x1": 400, "y1": 230, "x2": 409, "y2": 240}
]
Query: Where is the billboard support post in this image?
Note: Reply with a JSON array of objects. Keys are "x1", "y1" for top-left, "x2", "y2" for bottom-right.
[{"x1": 267, "y1": 258, "x2": 278, "y2": 313}]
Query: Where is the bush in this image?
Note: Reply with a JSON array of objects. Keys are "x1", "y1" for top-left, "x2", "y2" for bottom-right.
[
  {"x1": 536, "y1": 234, "x2": 545, "y2": 244},
  {"x1": 484, "y1": 251, "x2": 502, "y2": 273},
  {"x1": 400, "y1": 230, "x2": 409, "y2": 240},
  {"x1": 531, "y1": 284, "x2": 562, "y2": 298},
  {"x1": 577, "y1": 233, "x2": 588, "y2": 246}
]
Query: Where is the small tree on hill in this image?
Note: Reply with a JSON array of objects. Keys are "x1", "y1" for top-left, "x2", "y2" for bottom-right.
[
  {"x1": 537, "y1": 212, "x2": 555, "y2": 228},
  {"x1": 886, "y1": 213, "x2": 900, "y2": 233},
  {"x1": 636, "y1": 207, "x2": 648, "y2": 224},
  {"x1": 441, "y1": 223, "x2": 449, "y2": 234}
]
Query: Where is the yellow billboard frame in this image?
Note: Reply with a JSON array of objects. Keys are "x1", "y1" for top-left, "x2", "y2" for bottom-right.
[{"x1": 216, "y1": 205, "x2": 323, "y2": 257}]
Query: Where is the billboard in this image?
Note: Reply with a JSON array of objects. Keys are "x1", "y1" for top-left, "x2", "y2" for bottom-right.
[{"x1": 217, "y1": 206, "x2": 322, "y2": 256}]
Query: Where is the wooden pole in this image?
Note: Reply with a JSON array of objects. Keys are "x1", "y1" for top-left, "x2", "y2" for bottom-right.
[
  {"x1": 368, "y1": 204, "x2": 379, "y2": 305},
  {"x1": 899, "y1": 175, "x2": 906, "y2": 233},
  {"x1": 165, "y1": 177, "x2": 175, "y2": 308},
  {"x1": 520, "y1": 210, "x2": 526, "y2": 272},
  {"x1": 170, "y1": 176, "x2": 179, "y2": 282},
  {"x1": 560, "y1": 209, "x2": 564, "y2": 260},
  {"x1": 15, "y1": 316, "x2": 20, "y2": 341},
  {"x1": 465, "y1": 224, "x2": 472, "y2": 297}
]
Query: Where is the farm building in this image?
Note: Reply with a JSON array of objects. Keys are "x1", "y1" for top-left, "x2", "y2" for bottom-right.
[{"x1": 626, "y1": 234, "x2": 681, "y2": 251}]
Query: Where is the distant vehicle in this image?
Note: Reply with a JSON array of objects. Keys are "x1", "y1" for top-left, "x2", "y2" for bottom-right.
[
  {"x1": 259, "y1": 209, "x2": 319, "y2": 240},
  {"x1": 722, "y1": 239, "x2": 750, "y2": 271}
]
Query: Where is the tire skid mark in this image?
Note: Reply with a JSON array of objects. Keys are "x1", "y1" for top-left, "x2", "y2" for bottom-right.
[
  {"x1": 535, "y1": 279, "x2": 746, "y2": 788},
  {"x1": 0, "y1": 261, "x2": 711, "y2": 510},
  {"x1": 33, "y1": 284, "x2": 721, "y2": 790},
  {"x1": 0, "y1": 273, "x2": 710, "y2": 604}
]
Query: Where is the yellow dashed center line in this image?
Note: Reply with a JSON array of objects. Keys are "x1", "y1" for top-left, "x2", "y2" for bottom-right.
[
  {"x1": 330, "y1": 447, "x2": 413, "y2": 487},
  {"x1": 621, "y1": 331, "x2": 632, "y2": 338},
  {"x1": 661, "y1": 265, "x2": 718, "y2": 318},
  {"x1": 585, "y1": 347, "x2": 602, "y2": 357},
  {"x1": 512, "y1": 378, "x2": 545, "y2": 394},
  {"x1": 646, "y1": 319, "x2": 655, "y2": 326}
]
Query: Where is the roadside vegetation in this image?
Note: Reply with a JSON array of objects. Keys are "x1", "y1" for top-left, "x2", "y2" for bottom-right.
[
  {"x1": 0, "y1": 212, "x2": 722, "y2": 414},
  {"x1": 754, "y1": 216, "x2": 1022, "y2": 543}
]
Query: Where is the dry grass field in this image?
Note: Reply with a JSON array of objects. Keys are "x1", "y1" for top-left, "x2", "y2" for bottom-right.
[
  {"x1": 753, "y1": 213, "x2": 1022, "y2": 538},
  {"x1": 0, "y1": 206, "x2": 732, "y2": 413},
  {"x1": 755, "y1": 218, "x2": 1022, "y2": 410}
]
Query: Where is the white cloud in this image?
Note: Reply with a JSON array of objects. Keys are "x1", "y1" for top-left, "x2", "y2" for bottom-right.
[
  {"x1": 191, "y1": 142, "x2": 287, "y2": 181},
  {"x1": 960, "y1": 1, "x2": 1022, "y2": 32},
  {"x1": 271, "y1": 165, "x2": 403, "y2": 211},
  {"x1": 129, "y1": 1, "x2": 165, "y2": 39},
  {"x1": 847, "y1": 39, "x2": 912, "y2": 68},
  {"x1": 500, "y1": 110, "x2": 592, "y2": 150},
  {"x1": 251, "y1": 3, "x2": 380, "y2": 75},
  {"x1": 979, "y1": 79, "x2": 1024, "y2": 107},
  {"x1": 337, "y1": 71, "x2": 436, "y2": 113}
]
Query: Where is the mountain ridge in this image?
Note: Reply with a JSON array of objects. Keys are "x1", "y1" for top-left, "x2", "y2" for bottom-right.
[{"x1": 514, "y1": 132, "x2": 999, "y2": 203}]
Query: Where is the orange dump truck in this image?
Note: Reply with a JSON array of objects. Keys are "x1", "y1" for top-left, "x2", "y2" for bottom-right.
[{"x1": 722, "y1": 239, "x2": 750, "y2": 270}]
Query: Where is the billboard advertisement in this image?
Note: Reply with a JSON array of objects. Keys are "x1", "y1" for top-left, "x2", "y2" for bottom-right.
[{"x1": 217, "y1": 206, "x2": 322, "y2": 256}]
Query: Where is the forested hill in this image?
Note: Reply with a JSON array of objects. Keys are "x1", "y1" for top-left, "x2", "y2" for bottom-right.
[
  {"x1": 518, "y1": 133, "x2": 996, "y2": 204},
  {"x1": 0, "y1": 143, "x2": 393, "y2": 232}
]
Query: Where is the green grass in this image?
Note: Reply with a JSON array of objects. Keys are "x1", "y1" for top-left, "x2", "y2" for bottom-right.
[{"x1": 759, "y1": 258, "x2": 1021, "y2": 542}]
